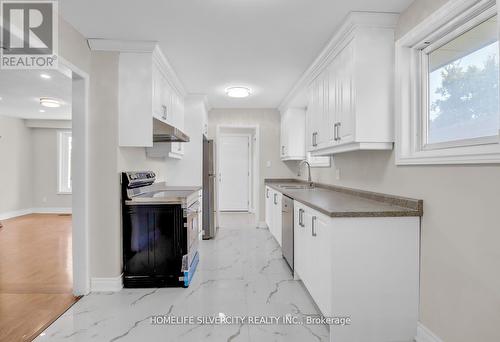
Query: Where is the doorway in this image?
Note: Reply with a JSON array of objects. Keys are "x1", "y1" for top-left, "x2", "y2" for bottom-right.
[
  {"x1": 0, "y1": 58, "x2": 89, "y2": 341},
  {"x1": 218, "y1": 134, "x2": 251, "y2": 211},
  {"x1": 215, "y1": 125, "x2": 260, "y2": 219}
]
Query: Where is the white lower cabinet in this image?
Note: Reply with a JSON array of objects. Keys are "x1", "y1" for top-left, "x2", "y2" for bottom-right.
[
  {"x1": 294, "y1": 202, "x2": 332, "y2": 316},
  {"x1": 265, "y1": 186, "x2": 273, "y2": 230},
  {"x1": 265, "y1": 186, "x2": 282, "y2": 246},
  {"x1": 293, "y1": 200, "x2": 420, "y2": 342},
  {"x1": 273, "y1": 191, "x2": 282, "y2": 246}
]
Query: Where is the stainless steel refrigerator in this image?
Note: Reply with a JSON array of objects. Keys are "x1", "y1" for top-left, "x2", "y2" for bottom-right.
[{"x1": 202, "y1": 136, "x2": 217, "y2": 239}]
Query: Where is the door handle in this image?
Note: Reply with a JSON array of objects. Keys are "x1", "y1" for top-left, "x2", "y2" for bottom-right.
[
  {"x1": 312, "y1": 132, "x2": 318, "y2": 147},
  {"x1": 299, "y1": 209, "x2": 304, "y2": 227},
  {"x1": 274, "y1": 193, "x2": 277, "y2": 205},
  {"x1": 312, "y1": 216, "x2": 317, "y2": 236}
]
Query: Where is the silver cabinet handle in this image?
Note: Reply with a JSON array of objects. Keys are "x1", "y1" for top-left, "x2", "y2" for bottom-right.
[
  {"x1": 281, "y1": 146, "x2": 285, "y2": 155},
  {"x1": 266, "y1": 188, "x2": 269, "y2": 198},
  {"x1": 312, "y1": 132, "x2": 318, "y2": 147},
  {"x1": 312, "y1": 216, "x2": 317, "y2": 236},
  {"x1": 274, "y1": 193, "x2": 277, "y2": 205},
  {"x1": 162, "y1": 105, "x2": 167, "y2": 120},
  {"x1": 299, "y1": 209, "x2": 304, "y2": 227}
]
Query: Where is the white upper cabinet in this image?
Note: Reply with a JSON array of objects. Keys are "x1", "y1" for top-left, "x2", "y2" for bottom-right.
[
  {"x1": 280, "y1": 108, "x2": 306, "y2": 161},
  {"x1": 279, "y1": 12, "x2": 398, "y2": 156},
  {"x1": 88, "y1": 40, "x2": 187, "y2": 148}
]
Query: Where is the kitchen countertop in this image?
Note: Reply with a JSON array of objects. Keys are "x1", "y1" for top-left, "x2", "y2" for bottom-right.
[
  {"x1": 125, "y1": 184, "x2": 202, "y2": 205},
  {"x1": 265, "y1": 179, "x2": 423, "y2": 218}
]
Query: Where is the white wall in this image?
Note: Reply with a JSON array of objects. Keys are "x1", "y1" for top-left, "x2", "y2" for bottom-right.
[
  {"x1": 32, "y1": 128, "x2": 72, "y2": 209},
  {"x1": 0, "y1": 116, "x2": 33, "y2": 214},
  {"x1": 294, "y1": 1, "x2": 500, "y2": 340},
  {"x1": 0, "y1": 116, "x2": 73, "y2": 215},
  {"x1": 208, "y1": 108, "x2": 296, "y2": 222}
]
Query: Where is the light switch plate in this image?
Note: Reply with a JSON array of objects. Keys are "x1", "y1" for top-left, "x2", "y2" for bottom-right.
[
  {"x1": 266, "y1": 161, "x2": 271, "y2": 168},
  {"x1": 335, "y1": 168, "x2": 341, "y2": 180}
]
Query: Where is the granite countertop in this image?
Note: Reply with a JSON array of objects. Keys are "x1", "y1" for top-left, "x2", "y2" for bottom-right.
[{"x1": 265, "y1": 179, "x2": 423, "y2": 218}]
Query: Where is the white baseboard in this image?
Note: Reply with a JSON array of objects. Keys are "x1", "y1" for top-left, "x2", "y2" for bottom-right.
[
  {"x1": 0, "y1": 208, "x2": 32, "y2": 221},
  {"x1": 257, "y1": 221, "x2": 268, "y2": 229},
  {"x1": 91, "y1": 276, "x2": 123, "y2": 292},
  {"x1": 0, "y1": 207, "x2": 72, "y2": 221},
  {"x1": 416, "y1": 322, "x2": 443, "y2": 342},
  {"x1": 32, "y1": 207, "x2": 72, "y2": 214}
]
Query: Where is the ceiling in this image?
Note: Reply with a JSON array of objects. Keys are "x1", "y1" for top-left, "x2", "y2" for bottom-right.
[
  {"x1": 60, "y1": 0, "x2": 412, "y2": 108},
  {"x1": 0, "y1": 69, "x2": 72, "y2": 120}
]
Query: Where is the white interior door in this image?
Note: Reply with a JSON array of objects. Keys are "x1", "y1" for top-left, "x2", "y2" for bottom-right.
[{"x1": 218, "y1": 134, "x2": 250, "y2": 211}]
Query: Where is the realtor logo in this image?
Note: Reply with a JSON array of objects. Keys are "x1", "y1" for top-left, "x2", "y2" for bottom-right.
[{"x1": 1, "y1": 0, "x2": 58, "y2": 69}]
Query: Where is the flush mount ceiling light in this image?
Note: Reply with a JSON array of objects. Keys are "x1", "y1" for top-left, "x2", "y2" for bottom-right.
[
  {"x1": 40, "y1": 97, "x2": 61, "y2": 108},
  {"x1": 40, "y1": 73, "x2": 51, "y2": 79},
  {"x1": 225, "y1": 86, "x2": 252, "y2": 98},
  {"x1": 39, "y1": 109, "x2": 46, "y2": 113}
]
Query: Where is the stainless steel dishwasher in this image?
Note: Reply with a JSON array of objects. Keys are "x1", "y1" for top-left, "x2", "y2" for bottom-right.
[{"x1": 282, "y1": 195, "x2": 294, "y2": 272}]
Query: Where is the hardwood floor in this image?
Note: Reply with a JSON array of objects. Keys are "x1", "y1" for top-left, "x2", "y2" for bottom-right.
[{"x1": 0, "y1": 214, "x2": 78, "y2": 342}]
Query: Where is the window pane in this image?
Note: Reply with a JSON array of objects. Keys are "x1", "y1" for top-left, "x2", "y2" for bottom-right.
[{"x1": 428, "y1": 15, "x2": 499, "y2": 145}]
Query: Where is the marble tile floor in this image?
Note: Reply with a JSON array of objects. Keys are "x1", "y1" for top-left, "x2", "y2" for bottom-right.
[{"x1": 35, "y1": 214, "x2": 329, "y2": 342}]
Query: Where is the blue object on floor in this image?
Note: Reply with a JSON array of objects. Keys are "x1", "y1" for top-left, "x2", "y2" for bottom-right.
[{"x1": 184, "y1": 252, "x2": 199, "y2": 287}]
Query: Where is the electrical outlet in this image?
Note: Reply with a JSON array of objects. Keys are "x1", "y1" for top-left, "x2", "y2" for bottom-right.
[{"x1": 335, "y1": 168, "x2": 341, "y2": 180}]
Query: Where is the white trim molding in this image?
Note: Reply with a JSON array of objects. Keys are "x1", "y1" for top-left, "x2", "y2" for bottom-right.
[
  {"x1": 32, "y1": 207, "x2": 72, "y2": 214},
  {"x1": 395, "y1": 0, "x2": 500, "y2": 165},
  {"x1": 0, "y1": 209, "x2": 33, "y2": 221},
  {"x1": 416, "y1": 322, "x2": 444, "y2": 342},
  {"x1": 0, "y1": 208, "x2": 72, "y2": 220},
  {"x1": 87, "y1": 39, "x2": 187, "y2": 97},
  {"x1": 279, "y1": 11, "x2": 399, "y2": 112},
  {"x1": 91, "y1": 276, "x2": 123, "y2": 292}
]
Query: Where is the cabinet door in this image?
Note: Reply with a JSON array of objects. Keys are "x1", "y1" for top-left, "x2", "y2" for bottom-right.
[
  {"x1": 306, "y1": 210, "x2": 332, "y2": 316},
  {"x1": 338, "y1": 41, "x2": 354, "y2": 144},
  {"x1": 280, "y1": 111, "x2": 288, "y2": 158},
  {"x1": 268, "y1": 188, "x2": 276, "y2": 237},
  {"x1": 265, "y1": 187, "x2": 272, "y2": 228},
  {"x1": 328, "y1": 57, "x2": 340, "y2": 146},
  {"x1": 152, "y1": 66, "x2": 164, "y2": 120},
  {"x1": 294, "y1": 203, "x2": 307, "y2": 279},
  {"x1": 316, "y1": 71, "x2": 330, "y2": 148},
  {"x1": 305, "y1": 86, "x2": 315, "y2": 152},
  {"x1": 272, "y1": 191, "x2": 283, "y2": 246},
  {"x1": 300, "y1": 209, "x2": 314, "y2": 288}
]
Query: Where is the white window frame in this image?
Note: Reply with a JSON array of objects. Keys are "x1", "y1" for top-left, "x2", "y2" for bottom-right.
[
  {"x1": 395, "y1": 0, "x2": 500, "y2": 165},
  {"x1": 57, "y1": 130, "x2": 72, "y2": 194}
]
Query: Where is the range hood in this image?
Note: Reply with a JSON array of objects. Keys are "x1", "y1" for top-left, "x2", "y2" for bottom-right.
[{"x1": 153, "y1": 118, "x2": 190, "y2": 143}]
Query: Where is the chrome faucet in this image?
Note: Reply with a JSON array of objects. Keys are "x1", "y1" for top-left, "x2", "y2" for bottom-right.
[{"x1": 298, "y1": 160, "x2": 313, "y2": 187}]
